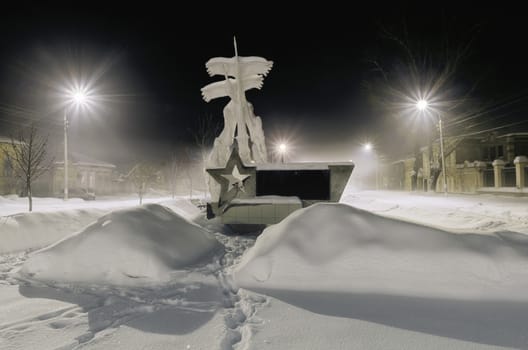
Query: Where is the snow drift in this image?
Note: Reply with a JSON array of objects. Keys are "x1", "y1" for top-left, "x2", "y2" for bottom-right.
[
  {"x1": 0, "y1": 209, "x2": 108, "y2": 254},
  {"x1": 19, "y1": 203, "x2": 222, "y2": 286},
  {"x1": 235, "y1": 203, "x2": 528, "y2": 301}
]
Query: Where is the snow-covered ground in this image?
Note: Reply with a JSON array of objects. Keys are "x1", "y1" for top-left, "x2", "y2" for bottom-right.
[
  {"x1": 0, "y1": 195, "x2": 204, "y2": 253},
  {"x1": 19, "y1": 203, "x2": 222, "y2": 286},
  {"x1": 1, "y1": 190, "x2": 527, "y2": 349},
  {"x1": 235, "y1": 202, "x2": 528, "y2": 349},
  {"x1": 0, "y1": 194, "x2": 183, "y2": 217},
  {"x1": 341, "y1": 190, "x2": 528, "y2": 234},
  {"x1": 0, "y1": 196, "x2": 260, "y2": 350}
]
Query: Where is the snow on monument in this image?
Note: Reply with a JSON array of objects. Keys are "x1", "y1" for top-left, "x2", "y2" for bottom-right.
[
  {"x1": 201, "y1": 37, "x2": 272, "y2": 168},
  {"x1": 202, "y1": 39, "x2": 354, "y2": 225}
]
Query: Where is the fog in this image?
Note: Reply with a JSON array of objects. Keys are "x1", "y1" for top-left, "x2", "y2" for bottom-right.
[{"x1": 2, "y1": 7, "x2": 526, "y2": 174}]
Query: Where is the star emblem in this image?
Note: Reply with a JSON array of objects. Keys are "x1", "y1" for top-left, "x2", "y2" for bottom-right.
[
  {"x1": 206, "y1": 141, "x2": 256, "y2": 209},
  {"x1": 221, "y1": 165, "x2": 250, "y2": 192}
]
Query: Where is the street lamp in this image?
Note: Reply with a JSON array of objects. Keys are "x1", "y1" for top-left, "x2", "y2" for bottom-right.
[
  {"x1": 363, "y1": 142, "x2": 379, "y2": 190},
  {"x1": 278, "y1": 143, "x2": 287, "y2": 163},
  {"x1": 417, "y1": 99, "x2": 447, "y2": 195},
  {"x1": 63, "y1": 88, "x2": 90, "y2": 200}
]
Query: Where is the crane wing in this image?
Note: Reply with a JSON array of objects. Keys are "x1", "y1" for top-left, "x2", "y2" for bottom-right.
[
  {"x1": 201, "y1": 80, "x2": 230, "y2": 102},
  {"x1": 206, "y1": 56, "x2": 273, "y2": 78},
  {"x1": 201, "y1": 76, "x2": 265, "y2": 102},
  {"x1": 241, "y1": 75, "x2": 264, "y2": 91}
]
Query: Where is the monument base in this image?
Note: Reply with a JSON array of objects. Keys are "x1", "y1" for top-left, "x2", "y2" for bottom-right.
[
  {"x1": 206, "y1": 153, "x2": 354, "y2": 225},
  {"x1": 208, "y1": 196, "x2": 302, "y2": 225}
]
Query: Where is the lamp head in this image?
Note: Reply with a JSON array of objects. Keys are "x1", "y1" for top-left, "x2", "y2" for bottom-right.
[
  {"x1": 69, "y1": 88, "x2": 89, "y2": 106},
  {"x1": 416, "y1": 99, "x2": 428, "y2": 111},
  {"x1": 72, "y1": 91, "x2": 87, "y2": 106}
]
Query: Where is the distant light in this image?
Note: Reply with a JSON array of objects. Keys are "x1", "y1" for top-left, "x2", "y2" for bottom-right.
[
  {"x1": 364, "y1": 143, "x2": 372, "y2": 151},
  {"x1": 279, "y1": 143, "x2": 287, "y2": 153},
  {"x1": 73, "y1": 92, "x2": 86, "y2": 105},
  {"x1": 72, "y1": 90, "x2": 87, "y2": 106},
  {"x1": 416, "y1": 99, "x2": 428, "y2": 111},
  {"x1": 64, "y1": 85, "x2": 93, "y2": 108}
]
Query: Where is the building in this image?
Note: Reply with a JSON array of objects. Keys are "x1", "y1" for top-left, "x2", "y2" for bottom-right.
[
  {"x1": 50, "y1": 152, "x2": 117, "y2": 197},
  {"x1": 382, "y1": 132, "x2": 528, "y2": 194},
  {"x1": 0, "y1": 136, "x2": 18, "y2": 195}
]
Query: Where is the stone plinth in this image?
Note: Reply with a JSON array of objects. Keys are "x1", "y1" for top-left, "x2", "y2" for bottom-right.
[
  {"x1": 492, "y1": 159, "x2": 505, "y2": 188},
  {"x1": 514, "y1": 156, "x2": 528, "y2": 189}
]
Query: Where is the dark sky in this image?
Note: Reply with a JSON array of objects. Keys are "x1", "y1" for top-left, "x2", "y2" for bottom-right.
[{"x1": 1, "y1": 4, "x2": 527, "y2": 164}]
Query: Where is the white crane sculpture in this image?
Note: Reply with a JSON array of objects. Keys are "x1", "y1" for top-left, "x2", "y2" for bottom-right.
[{"x1": 201, "y1": 37, "x2": 273, "y2": 167}]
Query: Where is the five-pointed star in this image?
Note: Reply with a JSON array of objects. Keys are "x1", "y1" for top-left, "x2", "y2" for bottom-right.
[{"x1": 221, "y1": 165, "x2": 250, "y2": 192}]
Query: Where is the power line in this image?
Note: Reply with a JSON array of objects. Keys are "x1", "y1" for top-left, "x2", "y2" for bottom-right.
[
  {"x1": 445, "y1": 91, "x2": 528, "y2": 129},
  {"x1": 452, "y1": 119, "x2": 528, "y2": 138}
]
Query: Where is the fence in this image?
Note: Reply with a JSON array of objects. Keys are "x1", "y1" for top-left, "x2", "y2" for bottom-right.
[
  {"x1": 483, "y1": 169, "x2": 494, "y2": 187},
  {"x1": 502, "y1": 167, "x2": 516, "y2": 187}
]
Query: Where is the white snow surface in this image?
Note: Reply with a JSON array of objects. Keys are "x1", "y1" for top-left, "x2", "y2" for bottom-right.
[
  {"x1": 341, "y1": 190, "x2": 528, "y2": 234},
  {"x1": 256, "y1": 161, "x2": 353, "y2": 170},
  {"x1": 234, "y1": 200, "x2": 528, "y2": 349},
  {"x1": 235, "y1": 202, "x2": 528, "y2": 299},
  {"x1": 0, "y1": 194, "x2": 176, "y2": 217},
  {"x1": 231, "y1": 195, "x2": 302, "y2": 204},
  {"x1": 2, "y1": 191, "x2": 528, "y2": 349},
  {"x1": 0, "y1": 196, "x2": 202, "y2": 254},
  {"x1": 19, "y1": 203, "x2": 221, "y2": 286},
  {"x1": 0, "y1": 208, "x2": 107, "y2": 254}
]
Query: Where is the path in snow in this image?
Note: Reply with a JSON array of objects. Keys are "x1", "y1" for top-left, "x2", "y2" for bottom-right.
[
  {"x1": 214, "y1": 230, "x2": 268, "y2": 350},
  {"x1": 0, "y1": 214, "x2": 265, "y2": 349},
  {"x1": 0, "y1": 252, "x2": 27, "y2": 286}
]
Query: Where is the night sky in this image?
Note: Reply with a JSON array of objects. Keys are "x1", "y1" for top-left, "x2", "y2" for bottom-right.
[{"x1": 1, "y1": 4, "x2": 527, "y2": 165}]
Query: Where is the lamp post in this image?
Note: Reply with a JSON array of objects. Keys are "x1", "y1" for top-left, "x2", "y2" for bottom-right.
[
  {"x1": 278, "y1": 143, "x2": 287, "y2": 163},
  {"x1": 417, "y1": 99, "x2": 447, "y2": 195},
  {"x1": 64, "y1": 90, "x2": 88, "y2": 200},
  {"x1": 363, "y1": 143, "x2": 379, "y2": 190},
  {"x1": 64, "y1": 107, "x2": 69, "y2": 200}
]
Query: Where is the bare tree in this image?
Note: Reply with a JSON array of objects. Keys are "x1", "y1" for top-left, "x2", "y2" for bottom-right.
[
  {"x1": 184, "y1": 147, "x2": 200, "y2": 200},
  {"x1": 363, "y1": 19, "x2": 481, "y2": 132},
  {"x1": 128, "y1": 162, "x2": 159, "y2": 205},
  {"x1": 189, "y1": 113, "x2": 221, "y2": 199},
  {"x1": 2, "y1": 124, "x2": 52, "y2": 212},
  {"x1": 362, "y1": 18, "x2": 483, "y2": 190},
  {"x1": 192, "y1": 113, "x2": 220, "y2": 163},
  {"x1": 166, "y1": 148, "x2": 186, "y2": 199}
]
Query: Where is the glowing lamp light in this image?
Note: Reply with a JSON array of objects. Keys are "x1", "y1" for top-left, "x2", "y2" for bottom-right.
[
  {"x1": 277, "y1": 142, "x2": 288, "y2": 163},
  {"x1": 364, "y1": 143, "x2": 372, "y2": 151},
  {"x1": 62, "y1": 84, "x2": 94, "y2": 201},
  {"x1": 70, "y1": 89, "x2": 89, "y2": 106},
  {"x1": 73, "y1": 92, "x2": 86, "y2": 105},
  {"x1": 416, "y1": 99, "x2": 428, "y2": 111}
]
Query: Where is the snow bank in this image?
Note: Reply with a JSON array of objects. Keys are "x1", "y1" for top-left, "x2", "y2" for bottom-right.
[
  {"x1": 19, "y1": 203, "x2": 222, "y2": 286},
  {"x1": 0, "y1": 209, "x2": 107, "y2": 254},
  {"x1": 0, "y1": 197, "x2": 199, "y2": 254},
  {"x1": 158, "y1": 198, "x2": 202, "y2": 219},
  {"x1": 341, "y1": 190, "x2": 528, "y2": 234},
  {"x1": 0, "y1": 194, "x2": 177, "y2": 217},
  {"x1": 0, "y1": 195, "x2": 85, "y2": 216},
  {"x1": 235, "y1": 203, "x2": 528, "y2": 301}
]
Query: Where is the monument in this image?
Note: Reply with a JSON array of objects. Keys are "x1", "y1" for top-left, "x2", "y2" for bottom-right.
[
  {"x1": 201, "y1": 37, "x2": 272, "y2": 201},
  {"x1": 202, "y1": 38, "x2": 354, "y2": 225},
  {"x1": 201, "y1": 37, "x2": 271, "y2": 166}
]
